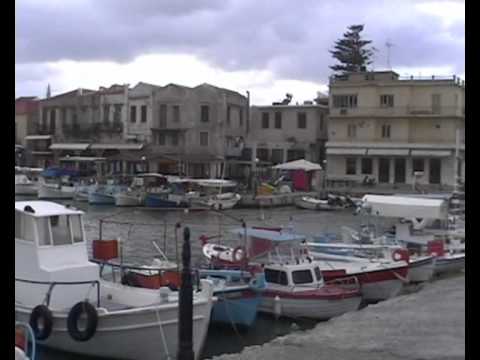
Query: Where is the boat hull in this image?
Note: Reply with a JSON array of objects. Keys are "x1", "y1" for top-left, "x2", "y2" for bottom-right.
[
  {"x1": 259, "y1": 290, "x2": 361, "y2": 320},
  {"x1": 434, "y1": 254, "x2": 465, "y2": 275},
  {"x1": 15, "y1": 293, "x2": 214, "y2": 360},
  {"x1": 295, "y1": 197, "x2": 339, "y2": 211},
  {"x1": 145, "y1": 194, "x2": 189, "y2": 208},
  {"x1": 38, "y1": 185, "x2": 74, "y2": 200},
  {"x1": 408, "y1": 256, "x2": 435, "y2": 283},
  {"x1": 211, "y1": 288, "x2": 260, "y2": 328},
  {"x1": 15, "y1": 184, "x2": 38, "y2": 196},
  {"x1": 115, "y1": 193, "x2": 144, "y2": 207},
  {"x1": 89, "y1": 192, "x2": 115, "y2": 205}
]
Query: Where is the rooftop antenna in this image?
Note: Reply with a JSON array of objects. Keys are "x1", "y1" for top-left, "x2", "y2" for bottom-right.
[
  {"x1": 371, "y1": 47, "x2": 379, "y2": 71},
  {"x1": 385, "y1": 40, "x2": 394, "y2": 70}
]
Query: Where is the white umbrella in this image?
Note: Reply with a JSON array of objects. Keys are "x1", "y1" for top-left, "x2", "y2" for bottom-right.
[{"x1": 272, "y1": 159, "x2": 322, "y2": 171}]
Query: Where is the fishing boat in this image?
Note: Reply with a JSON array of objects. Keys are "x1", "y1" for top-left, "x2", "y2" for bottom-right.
[
  {"x1": 201, "y1": 227, "x2": 362, "y2": 319},
  {"x1": 88, "y1": 182, "x2": 128, "y2": 205},
  {"x1": 37, "y1": 168, "x2": 80, "y2": 200},
  {"x1": 143, "y1": 174, "x2": 198, "y2": 209},
  {"x1": 15, "y1": 201, "x2": 214, "y2": 360},
  {"x1": 358, "y1": 194, "x2": 465, "y2": 275},
  {"x1": 114, "y1": 176, "x2": 147, "y2": 207},
  {"x1": 15, "y1": 175, "x2": 39, "y2": 196},
  {"x1": 191, "y1": 179, "x2": 241, "y2": 210},
  {"x1": 294, "y1": 196, "x2": 343, "y2": 211}
]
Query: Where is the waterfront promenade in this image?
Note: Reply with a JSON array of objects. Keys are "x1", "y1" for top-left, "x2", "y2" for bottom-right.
[{"x1": 211, "y1": 274, "x2": 465, "y2": 360}]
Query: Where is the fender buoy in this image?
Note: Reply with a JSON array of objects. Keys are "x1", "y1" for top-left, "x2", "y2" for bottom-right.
[
  {"x1": 232, "y1": 246, "x2": 246, "y2": 263},
  {"x1": 67, "y1": 301, "x2": 98, "y2": 342},
  {"x1": 29, "y1": 304, "x2": 53, "y2": 340},
  {"x1": 392, "y1": 249, "x2": 410, "y2": 263}
]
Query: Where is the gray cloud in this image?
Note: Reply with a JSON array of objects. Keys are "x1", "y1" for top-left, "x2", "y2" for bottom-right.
[{"x1": 16, "y1": 0, "x2": 464, "y2": 92}]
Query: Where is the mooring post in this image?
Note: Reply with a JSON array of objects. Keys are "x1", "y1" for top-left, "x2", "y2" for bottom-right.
[{"x1": 177, "y1": 226, "x2": 194, "y2": 360}]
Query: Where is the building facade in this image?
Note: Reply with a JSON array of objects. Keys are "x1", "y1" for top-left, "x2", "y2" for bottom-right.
[
  {"x1": 15, "y1": 97, "x2": 40, "y2": 166},
  {"x1": 248, "y1": 103, "x2": 328, "y2": 165},
  {"x1": 326, "y1": 71, "x2": 465, "y2": 189}
]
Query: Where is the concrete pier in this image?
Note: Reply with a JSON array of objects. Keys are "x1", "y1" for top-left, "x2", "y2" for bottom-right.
[{"x1": 211, "y1": 274, "x2": 465, "y2": 360}]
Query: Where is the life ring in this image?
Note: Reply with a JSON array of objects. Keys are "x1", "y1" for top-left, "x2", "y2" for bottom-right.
[
  {"x1": 29, "y1": 304, "x2": 53, "y2": 340},
  {"x1": 392, "y1": 249, "x2": 410, "y2": 263},
  {"x1": 67, "y1": 301, "x2": 98, "y2": 342},
  {"x1": 232, "y1": 246, "x2": 246, "y2": 263}
]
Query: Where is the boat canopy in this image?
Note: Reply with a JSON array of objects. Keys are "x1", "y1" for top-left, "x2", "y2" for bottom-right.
[
  {"x1": 193, "y1": 179, "x2": 237, "y2": 188},
  {"x1": 361, "y1": 195, "x2": 448, "y2": 219},
  {"x1": 272, "y1": 159, "x2": 322, "y2": 172},
  {"x1": 230, "y1": 228, "x2": 306, "y2": 242},
  {"x1": 15, "y1": 201, "x2": 84, "y2": 217}
]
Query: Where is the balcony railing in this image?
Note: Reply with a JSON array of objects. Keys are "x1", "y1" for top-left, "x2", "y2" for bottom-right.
[{"x1": 330, "y1": 106, "x2": 464, "y2": 117}]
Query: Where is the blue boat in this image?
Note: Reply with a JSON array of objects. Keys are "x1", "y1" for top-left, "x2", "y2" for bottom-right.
[
  {"x1": 144, "y1": 192, "x2": 190, "y2": 208},
  {"x1": 199, "y1": 269, "x2": 264, "y2": 329},
  {"x1": 89, "y1": 184, "x2": 127, "y2": 205}
]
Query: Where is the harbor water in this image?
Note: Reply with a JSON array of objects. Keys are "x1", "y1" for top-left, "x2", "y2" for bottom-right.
[{"x1": 16, "y1": 197, "x2": 397, "y2": 359}]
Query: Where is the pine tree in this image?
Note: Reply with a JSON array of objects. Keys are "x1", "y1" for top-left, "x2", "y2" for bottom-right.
[{"x1": 330, "y1": 25, "x2": 374, "y2": 74}]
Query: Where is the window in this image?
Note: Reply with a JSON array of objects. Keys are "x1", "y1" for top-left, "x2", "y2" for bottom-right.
[
  {"x1": 292, "y1": 270, "x2": 314, "y2": 284},
  {"x1": 380, "y1": 95, "x2": 394, "y2": 108},
  {"x1": 274, "y1": 112, "x2": 282, "y2": 129},
  {"x1": 200, "y1": 131, "x2": 209, "y2": 146},
  {"x1": 297, "y1": 112, "x2": 307, "y2": 129},
  {"x1": 70, "y1": 215, "x2": 84, "y2": 243},
  {"x1": 226, "y1": 106, "x2": 231, "y2": 127},
  {"x1": 361, "y1": 158, "x2": 373, "y2": 174},
  {"x1": 130, "y1": 106, "x2": 137, "y2": 123},
  {"x1": 262, "y1": 112, "x2": 269, "y2": 129},
  {"x1": 171, "y1": 133, "x2": 179, "y2": 146},
  {"x1": 333, "y1": 95, "x2": 358, "y2": 108},
  {"x1": 159, "y1": 104, "x2": 167, "y2": 128},
  {"x1": 314, "y1": 267, "x2": 322, "y2": 282},
  {"x1": 157, "y1": 133, "x2": 166, "y2": 145},
  {"x1": 271, "y1": 149, "x2": 284, "y2": 164},
  {"x1": 257, "y1": 148, "x2": 269, "y2": 161},
  {"x1": 141, "y1": 105, "x2": 147, "y2": 123},
  {"x1": 15, "y1": 211, "x2": 35, "y2": 242},
  {"x1": 173, "y1": 105, "x2": 180, "y2": 123},
  {"x1": 346, "y1": 158, "x2": 356, "y2": 175},
  {"x1": 50, "y1": 216, "x2": 72, "y2": 246},
  {"x1": 381, "y1": 124, "x2": 391, "y2": 138},
  {"x1": 36, "y1": 217, "x2": 51, "y2": 245},
  {"x1": 201, "y1": 105, "x2": 209, "y2": 122},
  {"x1": 347, "y1": 124, "x2": 357, "y2": 138},
  {"x1": 412, "y1": 158, "x2": 425, "y2": 174},
  {"x1": 103, "y1": 104, "x2": 110, "y2": 123},
  {"x1": 239, "y1": 108, "x2": 244, "y2": 127},
  {"x1": 264, "y1": 269, "x2": 288, "y2": 285},
  {"x1": 287, "y1": 149, "x2": 305, "y2": 161},
  {"x1": 113, "y1": 104, "x2": 122, "y2": 123}
]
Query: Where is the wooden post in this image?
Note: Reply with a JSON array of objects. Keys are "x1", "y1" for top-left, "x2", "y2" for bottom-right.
[{"x1": 177, "y1": 227, "x2": 194, "y2": 360}]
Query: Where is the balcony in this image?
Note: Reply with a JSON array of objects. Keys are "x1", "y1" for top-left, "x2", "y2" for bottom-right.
[{"x1": 330, "y1": 106, "x2": 464, "y2": 118}]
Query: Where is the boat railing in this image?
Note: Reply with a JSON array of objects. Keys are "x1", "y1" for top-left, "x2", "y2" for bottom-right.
[{"x1": 15, "y1": 278, "x2": 101, "y2": 308}]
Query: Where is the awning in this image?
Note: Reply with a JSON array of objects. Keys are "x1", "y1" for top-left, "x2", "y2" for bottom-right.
[
  {"x1": 411, "y1": 150, "x2": 451, "y2": 157},
  {"x1": 60, "y1": 157, "x2": 107, "y2": 162},
  {"x1": 50, "y1": 143, "x2": 90, "y2": 151},
  {"x1": 90, "y1": 143, "x2": 144, "y2": 150},
  {"x1": 25, "y1": 135, "x2": 52, "y2": 140},
  {"x1": 367, "y1": 149, "x2": 409, "y2": 156},
  {"x1": 327, "y1": 148, "x2": 367, "y2": 155},
  {"x1": 31, "y1": 151, "x2": 53, "y2": 155}
]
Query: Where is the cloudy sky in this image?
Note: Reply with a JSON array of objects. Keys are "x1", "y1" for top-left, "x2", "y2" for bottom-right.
[{"x1": 15, "y1": 0, "x2": 464, "y2": 105}]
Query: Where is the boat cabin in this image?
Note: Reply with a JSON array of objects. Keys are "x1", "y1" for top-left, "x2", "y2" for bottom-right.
[
  {"x1": 15, "y1": 201, "x2": 98, "y2": 308},
  {"x1": 263, "y1": 261, "x2": 324, "y2": 291}
]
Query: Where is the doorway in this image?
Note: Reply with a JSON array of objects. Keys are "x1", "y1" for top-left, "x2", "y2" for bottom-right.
[
  {"x1": 429, "y1": 158, "x2": 441, "y2": 184},
  {"x1": 394, "y1": 158, "x2": 406, "y2": 183},
  {"x1": 378, "y1": 158, "x2": 390, "y2": 183}
]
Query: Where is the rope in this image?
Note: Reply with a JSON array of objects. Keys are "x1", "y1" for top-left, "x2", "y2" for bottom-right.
[{"x1": 154, "y1": 306, "x2": 171, "y2": 360}]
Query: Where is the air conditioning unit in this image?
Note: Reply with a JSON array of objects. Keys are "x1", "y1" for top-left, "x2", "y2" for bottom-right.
[{"x1": 340, "y1": 108, "x2": 348, "y2": 115}]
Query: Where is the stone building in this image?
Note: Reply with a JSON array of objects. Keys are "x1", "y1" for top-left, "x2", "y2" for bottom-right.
[
  {"x1": 326, "y1": 71, "x2": 465, "y2": 189},
  {"x1": 15, "y1": 97, "x2": 39, "y2": 166}
]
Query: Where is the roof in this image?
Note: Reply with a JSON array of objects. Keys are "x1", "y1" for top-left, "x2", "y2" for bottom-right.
[
  {"x1": 272, "y1": 159, "x2": 322, "y2": 171},
  {"x1": 15, "y1": 201, "x2": 84, "y2": 217},
  {"x1": 90, "y1": 143, "x2": 144, "y2": 150},
  {"x1": 50, "y1": 143, "x2": 90, "y2": 151},
  {"x1": 361, "y1": 195, "x2": 448, "y2": 219},
  {"x1": 229, "y1": 228, "x2": 306, "y2": 242},
  {"x1": 25, "y1": 135, "x2": 52, "y2": 141}
]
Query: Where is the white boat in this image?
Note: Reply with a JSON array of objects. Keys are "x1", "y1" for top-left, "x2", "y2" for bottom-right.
[
  {"x1": 15, "y1": 201, "x2": 214, "y2": 360},
  {"x1": 295, "y1": 196, "x2": 342, "y2": 211},
  {"x1": 434, "y1": 253, "x2": 466, "y2": 275},
  {"x1": 15, "y1": 175, "x2": 38, "y2": 196},
  {"x1": 258, "y1": 261, "x2": 362, "y2": 320},
  {"x1": 191, "y1": 179, "x2": 241, "y2": 210},
  {"x1": 38, "y1": 177, "x2": 76, "y2": 200}
]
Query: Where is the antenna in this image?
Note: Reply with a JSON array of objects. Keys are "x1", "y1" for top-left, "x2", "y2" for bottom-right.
[{"x1": 385, "y1": 40, "x2": 394, "y2": 70}]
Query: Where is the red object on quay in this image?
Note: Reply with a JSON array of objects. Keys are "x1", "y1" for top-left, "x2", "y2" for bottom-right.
[{"x1": 92, "y1": 240, "x2": 119, "y2": 261}]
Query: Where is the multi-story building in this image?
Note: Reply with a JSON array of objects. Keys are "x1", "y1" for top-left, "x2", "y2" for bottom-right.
[
  {"x1": 248, "y1": 102, "x2": 328, "y2": 165},
  {"x1": 15, "y1": 97, "x2": 39, "y2": 166},
  {"x1": 326, "y1": 71, "x2": 465, "y2": 189}
]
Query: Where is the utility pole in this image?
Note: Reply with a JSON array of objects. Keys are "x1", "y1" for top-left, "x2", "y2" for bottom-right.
[{"x1": 177, "y1": 227, "x2": 194, "y2": 360}]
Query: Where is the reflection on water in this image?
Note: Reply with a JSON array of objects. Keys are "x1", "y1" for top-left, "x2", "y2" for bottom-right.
[{"x1": 16, "y1": 196, "x2": 395, "y2": 359}]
